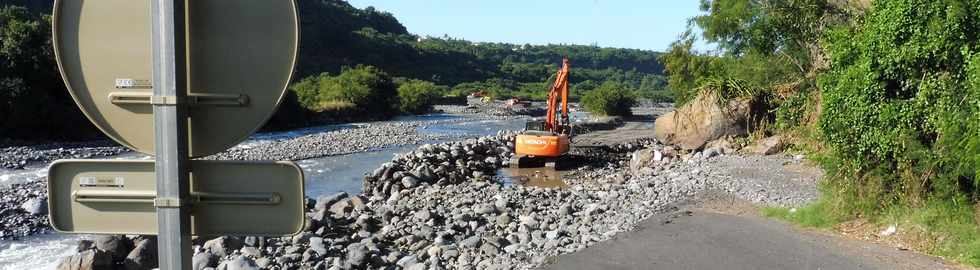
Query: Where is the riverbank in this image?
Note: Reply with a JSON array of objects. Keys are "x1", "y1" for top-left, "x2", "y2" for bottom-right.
[
  {"x1": 0, "y1": 112, "x2": 533, "y2": 242},
  {"x1": 48, "y1": 113, "x2": 843, "y2": 270},
  {"x1": 173, "y1": 122, "x2": 822, "y2": 270}
]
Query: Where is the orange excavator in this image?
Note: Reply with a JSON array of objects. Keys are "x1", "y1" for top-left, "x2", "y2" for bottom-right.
[{"x1": 511, "y1": 58, "x2": 571, "y2": 168}]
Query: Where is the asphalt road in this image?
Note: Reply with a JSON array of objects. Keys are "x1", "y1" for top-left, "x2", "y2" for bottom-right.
[{"x1": 539, "y1": 206, "x2": 961, "y2": 270}]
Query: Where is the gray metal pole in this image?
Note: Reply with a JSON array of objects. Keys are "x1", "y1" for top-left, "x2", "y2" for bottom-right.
[{"x1": 151, "y1": 0, "x2": 191, "y2": 269}]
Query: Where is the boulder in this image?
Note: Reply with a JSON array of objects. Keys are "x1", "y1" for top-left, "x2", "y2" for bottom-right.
[
  {"x1": 747, "y1": 135, "x2": 785, "y2": 155},
  {"x1": 76, "y1": 240, "x2": 95, "y2": 252},
  {"x1": 315, "y1": 192, "x2": 349, "y2": 210},
  {"x1": 629, "y1": 148, "x2": 674, "y2": 175},
  {"x1": 123, "y1": 236, "x2": 157, "y2": 270},
  {"x1": 56, "y1": 249, "x2": 113, "y2": 270},
  {"x1": 94, "y1": 235, "x2": 134, "y2": 262},
  {"x1": 203, "y1": 236, "x2": 243, "y2": 257},
  {"x1": 655, "y1": 91, "x2": 750, "y2": 150},
  {"x1": 192, "y1": 251, "x2": 218, "y2": 270},
  {"x1": 216, "y1": 256, "x2": 260, "y2": 270},
  {"x1": 20, "y1": 197, "x2": 47, "y2": 215},
  {"x1": 328, "y1": 198, "x2": 352, "y2": 217}
]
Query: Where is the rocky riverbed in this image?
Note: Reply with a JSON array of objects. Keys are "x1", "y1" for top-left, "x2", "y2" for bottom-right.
[
  {"x1": 52, "y1": 129, "x2": 820, "y2": 270},
  {"x1": 0, "y1": 114, "x2": 529, "y2": 241},
  {"x1": 0, "y1": 142, "x2": 129, "y2": 170}
]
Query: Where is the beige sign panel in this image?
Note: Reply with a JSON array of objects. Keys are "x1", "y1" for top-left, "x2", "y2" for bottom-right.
[
  {"x1": 48, "y1": 160, "x2": 306, "y2": 236},
  {"x1": 52, "y1": 0, "x2": 299, "y2": 157}
]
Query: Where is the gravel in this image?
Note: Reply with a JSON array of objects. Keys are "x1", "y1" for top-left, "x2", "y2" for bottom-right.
[
  {"x1": 0, "y1": 181, "x2": 49, "y2": 240},
  {"x1": 0, "y1": 142, "x2": 128, "y2": 170}
]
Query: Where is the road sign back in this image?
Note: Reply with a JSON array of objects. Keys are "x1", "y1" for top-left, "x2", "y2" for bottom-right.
[
  {"x1": 52, "y1": 0, "x2": 299, "y2": 157},
  {"x1": 47, "y1": 160, "x2": 306, "y2": 236}
]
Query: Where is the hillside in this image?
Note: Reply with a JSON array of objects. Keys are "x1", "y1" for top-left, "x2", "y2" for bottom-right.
[{"x1": 0, "y1": 0, "x2": 666, "y2": 140}]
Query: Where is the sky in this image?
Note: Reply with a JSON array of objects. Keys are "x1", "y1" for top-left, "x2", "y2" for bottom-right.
[{"x1": 346, "y1": 0, "x2": 705, "y2": 52}]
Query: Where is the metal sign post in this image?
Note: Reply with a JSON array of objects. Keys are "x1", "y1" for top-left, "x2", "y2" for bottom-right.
[
  {"x1": 50, "y1": 1, "x2": 302, "y2": 269},
  {"x1": 150, "y1": 0, "x2": 191, "y2": 269}
]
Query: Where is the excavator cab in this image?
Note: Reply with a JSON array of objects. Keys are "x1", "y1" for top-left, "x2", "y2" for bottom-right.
[{"x1": 511, "y1": 58, "x2": 572, "y2": 168}]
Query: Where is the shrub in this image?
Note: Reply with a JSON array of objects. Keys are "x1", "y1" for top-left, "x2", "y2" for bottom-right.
[
  {"x1": 289, "y1": 65, "x2": 398, "y2": 115},
  {"x1": 397, "y1": 79, "x2": 445, "y2": 114},
  {"x1": 581, "y1": 81, "x2": 637, "y2": 117},
  {"x1": 818, "y1": 0, "x2": 980, "y2": 211}
]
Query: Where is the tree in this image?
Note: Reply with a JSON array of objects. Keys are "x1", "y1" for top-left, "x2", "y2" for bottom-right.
[
  {"x1": 0, "y1": 6, "x2": 97, "y2": 140},
  {"x1": 581, "y1": 81, "x2": 637, "y2": 117},
  {"x1": 819, "y1": 0, "x2": 980, "y2": 208},
  {"x1": 396, "y1": 79, "x2": 445, "y2": 114}
]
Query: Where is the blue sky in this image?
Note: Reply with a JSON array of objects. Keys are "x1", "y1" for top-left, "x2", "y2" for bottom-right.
[{"x1": 346, "y1": 0, "x2": 705, "y2": 52}]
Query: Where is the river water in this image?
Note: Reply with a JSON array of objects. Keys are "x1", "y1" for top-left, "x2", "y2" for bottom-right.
[{"x1": 0, "y1": 114, "x2": 526, "y2": 270}]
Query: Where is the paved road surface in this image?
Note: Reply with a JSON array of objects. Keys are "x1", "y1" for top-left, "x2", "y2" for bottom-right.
[{"x1": 540, "y1": 205, "x2": 962, "y2": 270}]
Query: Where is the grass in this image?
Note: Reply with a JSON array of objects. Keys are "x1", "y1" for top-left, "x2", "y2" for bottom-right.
[
  {"x1": 761, "y1": 199, "x2": 838, "y2": 228},
  {"x1": 763, "y1": 196, "x2": 980, "y2": 266}
]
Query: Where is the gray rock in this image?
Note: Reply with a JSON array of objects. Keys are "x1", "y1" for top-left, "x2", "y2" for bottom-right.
[
  {"x1": 309, "y1": 237, "x2": 327, "y2": 255},
  {"x1": 503, "y1": 244, "x2": 521, "y2": 254},
  {"x1": 474, "y1": 204, "x2": 496, "y2": 215},
  {"x1": 242, "y1": 236, "x2": 259, "y2": 247},
  {"x1": 203, "y1": 236, "x2": 243, "y2": 258},
  {"x1": 546, "y1": 230, "x2": 561, "y2": 240},
  {"x1": 345, "y1": 243, "x2": 369, "y2": 267},
  {"x1": 495, "y1": 214, "x2": 511, "y2": 227},
  {"x1": 493, "y1": 198, "x2": 508, "y2": 210},
  {"x1": 414, "y1": 210, "x2": 432, "y2": 221},
  {"x1": 406, "y1": 263, "x2": 427, "y2": 270},
  {"x1": 426, "y1": 245, "x2": 443, "y2": 258},
  {"x1": 216, "y1": 256, "x2": 260, "y2": 270},
  {"x1": 20, "y1": 198, "x2": 47, "y2": 215},
  {"x1": 702, "y1": 147, "x2": 720, "y2": 158},
  {"x1": 315, "y1": 192, "x2": 349, "y2": 210},
  {"x1": 558, "y1": 204, "x2": 573, "y2": 216},
  {"x1": 123, "y1": 236, "x2": 157, "y2": 270},
  {"x1": 56, "y1": 249, "x2": 113, "y2": 270},
  {"x1": 328, "y1": 198, "x2": 352, "y2": 217},
  {"x1": 76, "y1": 240, "x2": 95, "y2": 252},
  {"x1": 459, "y1": 236, "x2": 481, "y2": 248},
  {"x1": 396, "y1": 255, "x2": 418, "y2": 268},
  {"x1": 192, "y1": 251, "x2": 218, "y2": 270},
  {"x1": 349, "y1": 196, "x2": 367, "y2": 212},
  {"x1": 239, "y1": 247, "x2": 261, "y2": 258},
  {"x1": 254, "y1": 257, "x2": 272, "y2": 269},
  {"x1": 749, "y1": 135, "x2": 786, "y2": 155},
  {"x1": 402, "y1": 176, "x2": 419, "y2": 188},
  {"x1": 94, "y1": 235, "x2": 134, "y2": 262},
  {"x1": 292, "y1": 232, "x2": 315, "y2": 245}
]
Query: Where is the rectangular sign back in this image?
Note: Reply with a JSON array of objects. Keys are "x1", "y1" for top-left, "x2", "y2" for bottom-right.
[{"x1": 47, "y1": 159, "x2": 306, "y2": 236}]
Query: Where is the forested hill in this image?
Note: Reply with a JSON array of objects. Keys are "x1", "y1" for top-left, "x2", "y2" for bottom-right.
[
  {"x1": 0, "y1": 0, "x2": 665, "y2": 140},
  {"x1": 297, "y1": 0, "x2": 664, "y2": 86}
]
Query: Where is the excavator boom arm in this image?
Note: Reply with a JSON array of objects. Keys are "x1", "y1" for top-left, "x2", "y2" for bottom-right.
[{"x1": 545, "y1": 58, "x2": 570, "y2": 133}]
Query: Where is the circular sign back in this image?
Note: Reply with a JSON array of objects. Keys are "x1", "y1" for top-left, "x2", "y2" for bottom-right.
[{"x1": 53, "y1": 0, "x2": 298, "y2": 157}]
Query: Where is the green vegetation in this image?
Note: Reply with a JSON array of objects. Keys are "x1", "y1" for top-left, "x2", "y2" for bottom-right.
[
  {"x1": 0, "y1": 6, "x2": 97, "y2": 141},
  {"x1": 291, "y1": 65, "x2": 399, "y2": 116},
  {"x1": 396, "y1": 79, "x2": 445, "y2": 114},
  {"x1": 664, "y1": 0, "x2": 980, "y2": 265},
  {"x1": 761, "y1": 200, "x2": 838, "y2": 228},
  {"x1": 581, "y1": 82, "x2": 637, "y2": 117},
  {"x1": 0, "y1": 0, "x2": 668, "y2": 140}
]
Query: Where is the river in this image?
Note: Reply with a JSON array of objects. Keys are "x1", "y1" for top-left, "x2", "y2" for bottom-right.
[{"x1": 0, "y1": 113, "x2": 526, "y2": 270}]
